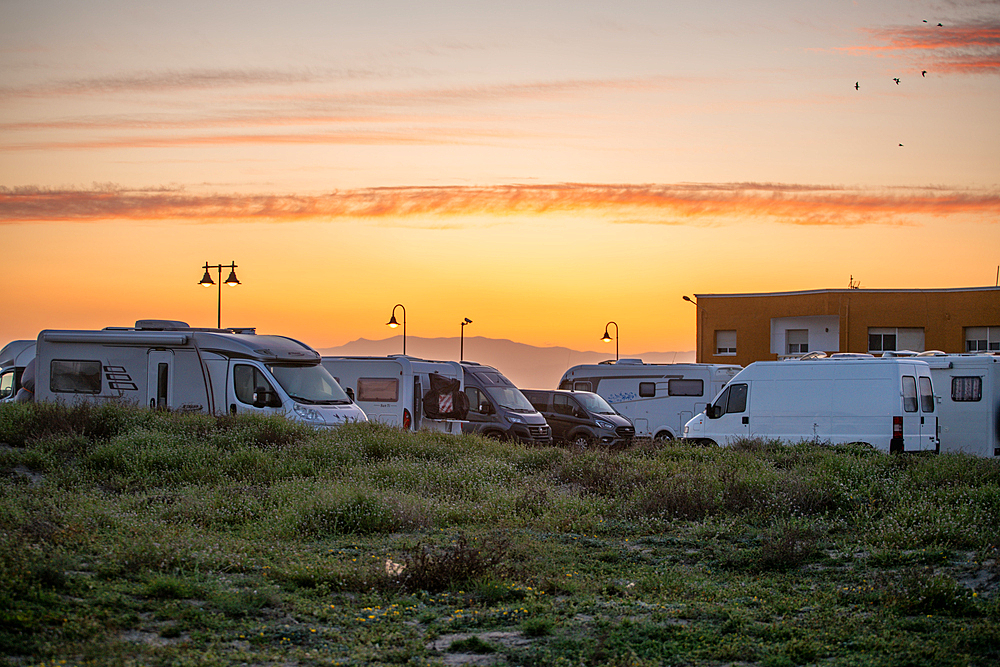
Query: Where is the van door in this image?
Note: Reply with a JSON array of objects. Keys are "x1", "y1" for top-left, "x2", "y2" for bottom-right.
[
  {"x1": 707, "y1": 382, "x2": 750, "y2": 442},
  {"x1": 147, "y1": 350, "x2": 173, "y2": 409},
  {"x1": 918, "y1": 375, "x2": 938, "y2": 451},
  {"x1": 228, "y1": 362, "x2": 283, "y2": 416},
  {"x1": 901, "y1": 375, "x2": 920, "y2": 451}
]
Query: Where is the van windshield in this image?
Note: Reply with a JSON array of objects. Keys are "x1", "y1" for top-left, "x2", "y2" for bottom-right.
[
  {"x1": 267, "y1": 364, "x2": 352, "y2": 405},
  {"x1": 574, "y1": 392, "x2": 617, "y2": 415},
  {"x1": 474, "y1": 371, "x2": 536, "y2": 412}
]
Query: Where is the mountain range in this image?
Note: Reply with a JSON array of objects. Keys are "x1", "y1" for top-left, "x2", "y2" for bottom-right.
[{"x1": 318, "y1": 336, "x2": 695, "y2": 389}]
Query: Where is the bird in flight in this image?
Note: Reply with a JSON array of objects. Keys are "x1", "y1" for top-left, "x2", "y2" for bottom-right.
[
  {"x1": 922, "y1": 71, "x2": 927, "y2": 77},
  {"x1": 855, "y1": 81, "x2": 860, "y2": 90},
  {"x1": 899, "y1": 143, "x2": 904, "y2": 147},
  {"x1": 893, "y1": 78, "x2": 901, "y2": 85}
]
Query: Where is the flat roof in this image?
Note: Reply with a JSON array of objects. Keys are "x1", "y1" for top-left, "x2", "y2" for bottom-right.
[{"x1": 694, "y1": 286, "x2": 1000, "y2": 299}]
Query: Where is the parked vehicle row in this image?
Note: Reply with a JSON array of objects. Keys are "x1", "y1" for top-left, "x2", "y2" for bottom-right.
[{"x1": 3, "y1": 322, "x2": 998, "y2": 456}]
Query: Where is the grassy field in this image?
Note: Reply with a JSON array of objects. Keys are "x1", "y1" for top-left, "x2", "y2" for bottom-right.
[{"x1": 1, "y1": 402, "x2": 998, "y2": 667}]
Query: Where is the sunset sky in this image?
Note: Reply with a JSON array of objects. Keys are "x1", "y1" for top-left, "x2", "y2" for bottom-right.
[{"x1": 2, "y1": 0, "x2": 999, "y2": 356}]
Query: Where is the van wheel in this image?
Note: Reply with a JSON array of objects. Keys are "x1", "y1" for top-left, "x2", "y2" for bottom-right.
[
  {"x1": 482, "y1": 430, "x2": 506, "y2": 441},
  {"x1": 571, "y1": 433, "x2": 594, "y2": 449},
  {"x1": 653, "y1": 431, "x2": 674, "y2": 442}
]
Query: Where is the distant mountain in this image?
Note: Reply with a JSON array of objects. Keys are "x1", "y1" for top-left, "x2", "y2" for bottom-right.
[{"x1": 318, "y1": 336, "x2": 695, "y2": 389}]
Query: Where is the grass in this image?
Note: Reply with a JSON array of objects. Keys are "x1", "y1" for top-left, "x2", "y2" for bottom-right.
[{"x1": 1, "y1": 401, "x2": 999, "y2": 666}]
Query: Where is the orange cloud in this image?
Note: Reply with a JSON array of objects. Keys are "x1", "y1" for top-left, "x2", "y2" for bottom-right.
[
  {"x1": 2, "y1": 183, "x2": 998, "y2": 227},
  {"x1": 844, "y1": 20, "x2": 1000, "y2": 74}
]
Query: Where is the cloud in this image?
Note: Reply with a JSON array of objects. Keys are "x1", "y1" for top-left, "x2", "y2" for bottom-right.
[
  {"x1": 843, "y1": 20, "x2": 1000, "y2": 74},
  {"x1": 2, "y1": 183, "x2": 998, "y2": 228}
]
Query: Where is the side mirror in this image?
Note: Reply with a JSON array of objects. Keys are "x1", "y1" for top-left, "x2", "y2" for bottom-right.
[
  {"x1": 708, "y1": 405, "x2": 722, "y2": 419},
  {"x1": 574, "y1": 409, "x2": 587, "y2": 419},
  {"x1": 480, "y1": 401, "x2": 494, "y2": 415},
  {"x1": 253, "y1": 386, "x2": 282, "y2": 409}
]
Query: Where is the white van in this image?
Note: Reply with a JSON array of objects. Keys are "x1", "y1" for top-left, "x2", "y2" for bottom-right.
[
  {"x1": 904, "y1": 352, "x2": 999, "y2": 458},
  {"x1": 0, "y1": 340, "x2": 35, "y2": 402},
  {"x1": 321, "y1": 355, "x2": 466, "y2": 434},
  {"x1": 32, "y1": 320, "x2": 366, "y2": 427},
  {"x1": 558, "y1": 359, "x2": 742, "y2": 440},
  {"x1": 683, "y1": 354, "x2": 939, "y2": 452}
]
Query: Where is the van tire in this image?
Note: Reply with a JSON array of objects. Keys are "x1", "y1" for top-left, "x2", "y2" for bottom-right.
[
  {"x1": 571, "y1": 432, "x2": 594, "y2": 449},
  {"x1": 653, "y1": 430, "x2": 674, "y2": 442},
  {"x1": 481, "y1": 430, "x2": 506, "y2": 441}
]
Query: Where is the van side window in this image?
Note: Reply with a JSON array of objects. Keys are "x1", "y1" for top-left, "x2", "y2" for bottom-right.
[
  {"x1": 357, "y1": 378, "x2": 399, "y2": 402},
  {"x1": 902, "y1": 376, "x2": 918, "y2": 412},
  {"x1": 553, "y1": 394, "x2": 576, "y2": 416},
  {"x1": 466, "y1": 387, "x2": 489, "y2": 414},
  {"x1": 234, "y1": 364, "x2": 273, "y2": 405},
  {"x1": 639, "y1": 382, "x2": 656, "y2": 397},
  {"x1": 951, "y1": 376, "x2": 982, "y2": 402},
  {"x1": 918, "y1": 377, "x2": 934, "y2": 412},
  {"x1": 668, "y1": 379, "x2": 703, "y2": 396},
  {"x1": 573, "y1": 381, "x2": 592, "y2": 392},
  {"x1": 726, "y1": 383, "x2": 748, "y2": 413},
  {"x1": 0, "y1": 371, "x2": 13, "y2": 400},
  {"x1": 50, "y1": 360, "x2": 102, "y2": 394},
  {"x1": 523, "y1": 391, "x2": 547, "y2": 413}
]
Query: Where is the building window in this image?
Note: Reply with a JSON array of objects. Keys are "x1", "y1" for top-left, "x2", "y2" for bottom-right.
[
  {"x1": 952, "y1": 377, "x2": 982, "y2": 402},
  {"x1": 869, "y1": 327, "x2": 925, "y2": 354},
  {"x1": 965, "y1": 327, "x2": 1000, "y2": 352},
  {"x1": 786, "y1": 329, "x2": 809, "y2": 355},
  {"x1": 715, "y1": 330, "x2": 737, "y2": 356}
]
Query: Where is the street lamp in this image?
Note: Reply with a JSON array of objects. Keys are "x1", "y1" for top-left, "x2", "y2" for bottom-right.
[
  {"x1": 460, "y1": 318, "x2": 472, "y2": 361},
  {"x1": 601, "y1": 321, "x2": 619, "y2": 361},
  {"x1": 386, "y1": 304, "x2": 406, "y2": 355},
  {"x1": 683, "y1": 295, "x2": 702, "y2": 362},
  {"x1": 198, "y1": 261, "x2": 240, "y2": 328}
]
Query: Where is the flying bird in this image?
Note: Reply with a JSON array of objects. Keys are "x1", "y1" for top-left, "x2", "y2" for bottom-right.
[
  {"x1": 855, "y1": 81, "x2": 860, "y2": 90},
  {"x1": 899, "y1": 143, "x2": 904, "y2": 147},
  {"x1": 893, "y1": 78, "x2": 901, "y2": 85},
  {"x1": 922, "y1": 70, "x2": 927, "y2": 77},
  {"x1": 938, "y1": 23, "x2": 943, "y2": 27}
]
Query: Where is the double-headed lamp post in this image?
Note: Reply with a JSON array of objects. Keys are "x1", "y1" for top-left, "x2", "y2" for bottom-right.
[
  {"x1": 601, "y1": 321, "x2": 619, "y2": 362},
  {"x1": 198, "y1": 262, "x2": 240, "y2": 329},
  {"x1": 387, "y1": 304, "x2": 406, "y2": 355},
  {"x1": 460, "y1": 318, "x2": 473, "y2": 361}
]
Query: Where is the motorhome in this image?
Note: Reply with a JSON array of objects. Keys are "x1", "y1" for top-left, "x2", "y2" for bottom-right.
[
  {"x1": 31, "y1": 320, "x2": 366, "y2": 426},
  {"x1": 683, "y1": 354, "x2": 939, "y2": 453},
  {"x1": 321, "y1": 355, "x2": 467, "y2": 434},
  {"x1": 0, "y1": 340, "x2": 35, "y2": 402},
  {"x1": 460, "y1": 362, "x2": 551, "y2": 444},
  {"x1": 889, "y1": 352, "x2": 999, "y2": 458},
  {"x1": 557, "y1": 359, "x2": 742, "y2": 440},
  {"x1": 522, "y1": 389, "x2": 635, "y2": 447}
]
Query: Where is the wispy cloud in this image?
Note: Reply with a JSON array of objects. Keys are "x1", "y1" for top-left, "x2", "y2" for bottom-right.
[
  {"x1": 2, "y1": 183, "x2": 997, "y2": 227},
  {"x1": 842, "y1": 20, "x2": 1000, "y2": 74}
]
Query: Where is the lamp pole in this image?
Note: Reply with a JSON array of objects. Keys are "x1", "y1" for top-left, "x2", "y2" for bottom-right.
[
  {"x1": 460, "y1": 318, "x2": 472, "y2": 361},
  {"x1": 199, "y1": 261, "x2": 240, "y2": 328},
  {"x1": 601, "y1": 321, "x2": 619, "y2": 362},
  {"x1": 387, "y1": 304, "x2": 406, "y2": 355},
  {"x1": 682, "y1": 295, "x2": 700, "y2": 362}
]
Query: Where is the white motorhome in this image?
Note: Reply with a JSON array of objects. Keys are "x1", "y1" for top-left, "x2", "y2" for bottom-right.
[
  {"x1": 31, "y1": 320, "x2": 366, "y2": 426},
  {"x1": 321, "y1": 355, "x2": 466, "y2": 434},
  {"x1": 557, "y1": 359, "x2": 742, "y2": 440},
  {"x1": 0, "y1": 340, "x2": 35, "y2": 402},
  {"x1": 890, "y1": 352, "x2": 999, "y2": 458},
  {"x1": 683, "y1": 354, "x2": 939, "y2": 453}
]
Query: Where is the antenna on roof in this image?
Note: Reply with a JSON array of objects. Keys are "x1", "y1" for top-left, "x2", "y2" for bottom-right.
[{"x1": 848, "y1": 275, "x2": 861, "y2": 289}]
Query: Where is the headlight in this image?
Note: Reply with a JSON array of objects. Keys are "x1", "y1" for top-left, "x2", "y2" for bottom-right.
[
  {"x1": 293, "y1": 403, "x2": 325, "y2": 423},
  {"x1": 596, "y1": 419, "x2": 615, "y2": 430},
  {"x1": 506, "y1": 413, "x2": 525, "y2": 424}
]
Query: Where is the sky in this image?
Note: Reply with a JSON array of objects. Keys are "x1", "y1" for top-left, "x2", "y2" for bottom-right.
[{"x1": 2, "y1": 0, "x2": 999, "y2": 356}]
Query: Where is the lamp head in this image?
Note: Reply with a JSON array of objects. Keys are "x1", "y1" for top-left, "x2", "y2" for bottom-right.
[
  {"x1": 601, "y1": 330, "x2": 612, "y2": 343},
  {"x1": 463, "y1": 318, "x2": 473, "y2": 324},
  {"x1": 224, "y1": 268, "x2": 240, "y2": 286},
  {"x1": 387, "y1": 314, "x2": 399, "y2": 328},
  {"x1": 199, "y1": 267, "x2": 215, "y2": 287}
]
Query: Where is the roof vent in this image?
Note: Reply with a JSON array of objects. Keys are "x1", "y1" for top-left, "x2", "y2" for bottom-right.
[{"x1": 135, "y1": 320, "x2": 190, "y2": 330}]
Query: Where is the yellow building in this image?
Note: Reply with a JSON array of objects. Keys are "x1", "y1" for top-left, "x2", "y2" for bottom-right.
[{"x1": 690, "y1": 287, "x2": 1000, "y2": 366}]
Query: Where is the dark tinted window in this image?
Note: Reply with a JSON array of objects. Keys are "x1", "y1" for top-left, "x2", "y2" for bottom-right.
[
  {"x1": 639, "y1": 382, "x2": 656, "y2": 397},
  {"x1": 902, "y1": 376, "x2": 918, "y2": 412},
  {"x1": 725, "y1": 383, "x2": 748, "y2": 413},
  {"x1": 919, "y1": 376, "x2": 934, "y2": 413},
  {"x1": 50, "y1": 360, "x2": 101, "y2": 394},
  {"x1": 668, "y1": 379, "x2": 703, "y2": 396}
]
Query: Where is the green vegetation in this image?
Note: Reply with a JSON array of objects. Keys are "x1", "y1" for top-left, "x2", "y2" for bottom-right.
[{"x1": 1, "y1": 401, "x2": 998, "y2": 666}]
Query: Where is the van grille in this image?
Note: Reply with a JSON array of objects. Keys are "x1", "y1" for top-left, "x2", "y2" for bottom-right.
[
  {"x1": 616, "y1": 425, "x2": 635, "y2": 438},
  {"x1": 529, "y1": 425, "x2": 550, "y2": 439}
]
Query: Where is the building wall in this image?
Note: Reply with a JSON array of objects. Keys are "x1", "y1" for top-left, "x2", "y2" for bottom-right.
[{"x1": 693, "y1": 288, "x2": 1000, "y2": 366}]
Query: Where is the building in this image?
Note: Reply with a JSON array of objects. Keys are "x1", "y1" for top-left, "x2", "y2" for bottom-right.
[{"x1": 690, "y1": 287, "x2": 1000, "y2": 366}]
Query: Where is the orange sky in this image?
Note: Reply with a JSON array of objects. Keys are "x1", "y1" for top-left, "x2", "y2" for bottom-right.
[{"x1": 2, "y1": 1, "x2": 999, "y2": 355}]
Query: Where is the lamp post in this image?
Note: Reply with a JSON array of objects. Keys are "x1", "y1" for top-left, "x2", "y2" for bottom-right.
[
  {"x1": 683, "y1": 295, "x2": 701, "y2": 362},
  {"x1": 460, "y1": 318, "x2": 472, "y2": 361},
  {"x1": 387, "y1": 304, "x2": 406, "y2": 355},
  {"x1": 601, "y1": 321, "x2": 619, "y2": 362},
  {"x1": 198, "y1": 261, "x2": 240, "y2": 329}
]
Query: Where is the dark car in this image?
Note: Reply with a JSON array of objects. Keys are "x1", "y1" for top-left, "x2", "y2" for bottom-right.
[
  {"x1": 521, "y1": 389, "x2": 635, "y2": 447},
  {"x1": 460, "y1": 362, "x2": 552, "y2": 445}
]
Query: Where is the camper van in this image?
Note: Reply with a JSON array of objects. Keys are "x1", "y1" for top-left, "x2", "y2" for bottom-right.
[
  {"x1": 31, "y1": 320, "x2": 366, "y2": 426},
  {"x1": 321, "y1": 355, "x2": 466, "y2": 434},
  {"x1": 892, "y1": 352, "x2": 999, "y2": 458},
  {"x1": 0, "y1": 340, "x2": 35, "y2": 402},
  {"x1": 683, "y1": 354, "x2": 939, "y2": 453},
  {"x1": 557, "y1": 359, "x2": 742, "y2": 440},
  {"x1": 460, "y1": 362, "x2": 551, "y2": 444}
]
